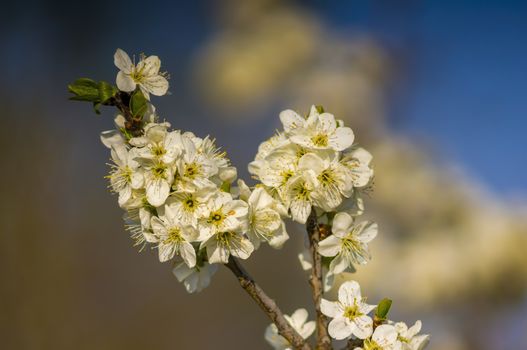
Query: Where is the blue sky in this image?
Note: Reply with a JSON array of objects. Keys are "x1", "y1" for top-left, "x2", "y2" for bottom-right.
[
  {"x1": 3, "y1": 0, "x2": 525, "y2": 196},
  {"x1": 311, "y1": 1, "x2": 527, "y2": 196}
]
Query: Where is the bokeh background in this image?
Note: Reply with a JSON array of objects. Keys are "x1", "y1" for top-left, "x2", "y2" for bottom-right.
[{"x1": 1, "y1": 0, "x2": 526, "y2": 349}]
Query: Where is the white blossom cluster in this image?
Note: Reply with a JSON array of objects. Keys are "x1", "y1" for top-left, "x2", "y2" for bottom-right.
[
  {"x1": 321, "y1": 281, "x2": 429, "y2": 350},
  {"x1": 250, "y1": 106, "x2": 377, "y2": 288},
  {"x1": 249, "y1": 105, "x2": 374, "y2": 224},
  {"x1": 84, "y1": 49, "x2": 430, "y2": 350},
  {"x1": 101, "y1": 49, "x2": 290, "y2": 293},
  {"x1": 264, "y1": 281, "x2": 429, "y2": 350}
]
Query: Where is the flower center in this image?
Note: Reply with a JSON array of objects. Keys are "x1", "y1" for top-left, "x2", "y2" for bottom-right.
[
  {"x1": 165, "y1": 227, "x2": 183, "y2": 244},
  {"x1": 151, "y1": 144, "x2": 166, "y2": 157},
  {"x1": 342, "y1": 236, "x2": 361, "y2": 253},
  {"x1": 363, "y1": 339, "x2": 383, "y2": 350},
  {"x1": 281, "y1": 170, "x2": 293, "y2": 185},
  {"x1": 152, "y1": 163, "x2": 167, "y2": 179},
  {"x1": 311, "y1": 134, "x2": 328, "y2": 147},
  {"x1": 318, "y1": 169, "x2": 335, "y2": 185},
  {"x1": 208, "y1": 210, "x2": 225, "y2": 226},
  {"x1": 216, "y1": 231, "x2": 233, "y2": 246},
  {"x1": 343, "y1": 304, "x2": 362, "y2": 321},
  {"x1": 184, "y1": 162, "x2": 201, "y2": 179},
  {"x1": 184, "y1": 198, "x2": 195, "y2": 210}
]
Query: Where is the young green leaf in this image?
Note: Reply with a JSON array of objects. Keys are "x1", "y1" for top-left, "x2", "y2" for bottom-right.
[
  {"x1": 375, "y1": 298, "x2": 393, "y2": 320},
  {"x1": 98, "y1": 81, "x2": 118, "y2": 104},
  {"x1": 68, "y1": 78, "x2": 100, "y2": 102},
  {"x1": 130, "y1": 90, "x2": 148, "y2": 118}
]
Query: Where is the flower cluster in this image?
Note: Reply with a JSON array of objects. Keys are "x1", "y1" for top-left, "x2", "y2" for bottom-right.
[
  {"x1": 321, "y1": 281, "x2": 430, "y2": 350},
  {"x1": 249, "y1": 105, "x2": 374, "y2": 224},
  {"x1": 70, "y1": 48, "x2": 431, "y2": 350},
  {"x1": 102, "y1": 49, "x2": 289, "y2": 293}
]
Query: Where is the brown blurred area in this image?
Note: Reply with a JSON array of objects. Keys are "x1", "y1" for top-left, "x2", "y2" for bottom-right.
[{"x1": 1, "y1": 0, "x2": 526, "y2": 349}]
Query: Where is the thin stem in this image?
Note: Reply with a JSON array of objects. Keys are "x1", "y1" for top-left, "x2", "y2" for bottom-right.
[
  {"x1": 225, "y1": 257, "x2": 311, "y2": 350},
  {"x1": 306, "y1": 209, "x2": 332, "y2": 350}
]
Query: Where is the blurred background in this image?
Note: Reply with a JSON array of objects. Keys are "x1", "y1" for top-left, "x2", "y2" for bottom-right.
[{"x1": 1, "y1": 0, "x2": 526, "y2": 349}]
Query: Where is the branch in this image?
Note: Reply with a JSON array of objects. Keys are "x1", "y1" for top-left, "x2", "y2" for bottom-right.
[
  {"x1": 306, "y1": 209, "x2": 332, "y2": 349},
  {"x1": 225, "y1": 257, "x2": 311, "y2": 350}
]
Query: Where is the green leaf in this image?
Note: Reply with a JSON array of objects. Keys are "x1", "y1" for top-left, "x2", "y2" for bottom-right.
[
  {"x1": 68, "y1": 78, "x2": 100, "y2": 102},
  {"x1": 375, "y1": 298, "x2": 392, "y2": 320},
  {"x1": 129, "y1": 90, "x2": 148, "y2": 118},
  {"x1": 98, "y1": 81, "x2": 118, "y2": 104}
]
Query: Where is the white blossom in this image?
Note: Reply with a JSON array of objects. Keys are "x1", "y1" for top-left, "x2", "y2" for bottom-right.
[
  {"x1": 239, "y1": 181, "x2": 289, "y2": 249},
  {"x1": 355, "y1": 324, "x2": 401, "y2": 350},
  {"x1": 281, "y1": 106, "x2": 354, "y2": 151},
  {"x1": 321, "y1": 280, "x2": 375, "y2": 340},
  {"x1": 394, "y1": 321, "x2": 430, "y2": 350},
  {"x1": 264, "y1": 308, "x2": 315, "y2": 350},
  {"x1": 298, "y1": 152, "x2": 353, "y2": 211},
  {"x1": 150, "y1": 205, "x2": 198, "y2": 267},
  {"x1": 175, "y1": 136, "x2": 218, "y2": 191},
  {"x1": 341, "y1": 147, "x2": 374, "y2": 188},
  {"x1": 107, "y1": 143, "x2": 144, "y2": 207},
  {"x1": 200, "y1": 225, "x2": 254, "y2": 264},
  {"x1": 198, "y1": 191, "x2": 248, "y2": 238},
  {"x1": 131, "y1": 123, "x2": 181, "y2": 164},
  {"x1": 114, "y1": 48, "x2": 169, "y2": 99},
  {"x1": 172, "y1": 261, "x2": 218, "y2": 294},
  {"x1": 283, "y1": 172, "x2": 318, "y2": 224},
  {"x1": 318, "y1": 212, "x2": 378, "y2": 274},
  {"x1": 166, "y1": 189, "x2": 211, "y2": 227}
]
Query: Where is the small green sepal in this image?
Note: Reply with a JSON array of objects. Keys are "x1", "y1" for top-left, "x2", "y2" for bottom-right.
[{"x1": 130, "y1": 89, "x2": 148, "y2": 118}]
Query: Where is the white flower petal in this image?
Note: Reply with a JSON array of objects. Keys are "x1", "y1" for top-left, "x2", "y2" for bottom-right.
[
  {"x1": 329, "y1": 254, "x2": 349, "y2": 274},
  {"x1": 230, "y1": 237, "x2": 254, "y2": 260},
  {"x1": 146, "y1": 179, "x2": 170, "y2": 207},
  {"x1": 179, "y1": 241, "x2": 196, "y2": 268},
  {"x1": 332, "y1": 212, "x2": 354, "y2": 237},
  {"x1": 158, "y1": 243, "x2": 176, "y2": 262},
  {"x1": 330, "y1": 127, "x2": 354, "y2": 151},
  {"x1": 114, "y1": 48, "x2": 133, "y2": 73},
  {"x1": 328, "y1": 317, "x2": 353, "y2": 340},
  {"x1": 116, "y1": 71, "x2": 136, "y2": 92},
  {"x1": 372, "y1": 324, "x2": 397, "y2": 346},
  {"x1": 318, "y1": 235, "x2": 341, "y2": 257},
  {"x1": 206, "y1": 240, "x2": 229, "y2": 264},
  {"x1": 356, "y1": 221, "x2": 378, "y2": 243},
  {"x1": 117, "y1": 186, "x2": 132, "y2": 207},
  {"x1": 352, "y1": 315, "x2": 373, "y2": 340},
  {"x1": 172, "y1": 262, "x2": 193, "y2": 282},
  {"x1": 279, "y1": 109, "x2": 305, "y2": 133},
  {"x1": 141, "y1": 55, "x2": 161, "y2": 75},
  {"x1": 338, "y1": 281, "x2": 362, "y2": 305},
  {"x1": 318, "y1": 113, "x2": 337, "y2": 133},
  {"x1": 320, "y1": 299, "x2": 339, "y2": 318},
  {"x1": 289, "y1": 308, "x2": 309, "y2": 329},
  {"x1": 100, "y1": 130, "x2": 124, "y2": 149},
  {"x1": 142, "y1": 75, "x2": 169, "y2": 96},
  {"x1": 290, "y1": 199, "x2": 311, "y2": 224}
]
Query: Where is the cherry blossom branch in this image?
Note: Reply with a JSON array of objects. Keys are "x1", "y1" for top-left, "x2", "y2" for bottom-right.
[
  {"x1": 306, "y1": 209, "x2": 332, "y2": 350},
  {"x1": 225, "y1": 257, "x2": 311, "y2": 350}
]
